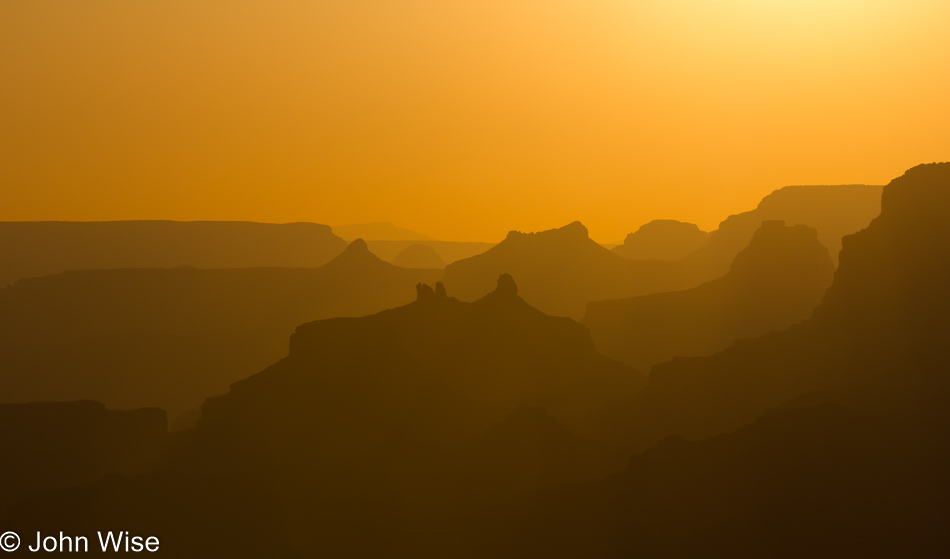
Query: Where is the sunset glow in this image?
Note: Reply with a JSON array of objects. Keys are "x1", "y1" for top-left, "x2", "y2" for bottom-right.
[{"x1": 2, "y1": 1, "x2": 948, "y2": 241}]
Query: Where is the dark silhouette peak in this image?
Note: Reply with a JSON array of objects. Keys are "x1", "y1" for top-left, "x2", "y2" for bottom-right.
[
  {"x1": 345, "y1": 238, "x2": 369, "y2": 253},
  {"x1": 416, "y1": 282, "x2": 436, "y2": 301},
  {"x1": 320, "y1": 237, "x2": 389, "y2": 270},
  {"x1": 559, "y1": 220, "x2": 589, "y2": 238},
  {"x1": 494, "y1": 273, "x2": 519, "y2": 298},
  {"x1": 415, "y1": 281, "x2": 450, "y2": 304}
]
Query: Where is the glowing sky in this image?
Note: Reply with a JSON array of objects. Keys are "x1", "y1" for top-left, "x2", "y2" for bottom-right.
[{"x1": 2, "y1": 1, "x2": 948, "y2": 242}]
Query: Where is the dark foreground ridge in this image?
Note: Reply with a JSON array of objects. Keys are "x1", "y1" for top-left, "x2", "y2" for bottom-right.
[
  {"x1": 2, "y1": 275, "x2": 641, "y2": 557},
  {"x1": 1, "y1": 164, "x2": 946, "y2": 558},
  {"x1": 452, "y1": 162, "x2": 950, "y2": 557}
]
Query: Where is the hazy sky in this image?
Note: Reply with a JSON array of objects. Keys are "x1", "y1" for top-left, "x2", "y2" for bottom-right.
[{"x1": 2, "y1": 1, "x2": 948, "y2": 242}]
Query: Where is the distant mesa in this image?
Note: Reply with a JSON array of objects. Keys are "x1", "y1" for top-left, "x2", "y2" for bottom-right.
[
  {"x1": 0, "y1": 220, "x2": 347, "y2": 288},
  {"x1": 613, "y1": 220, "x2": 708, "y2": 261},
  {"x1": 586, "y1": 220, "x2": 834, "y2": 370},
  {"x1": 611, "y1": 185, "x2": 882, "y2": 278},
  {"x1": 331, "y1": 222, "x2": 436, "y2": 242},
  {"x1": 393, "y1": 243, "x2": 446, "y2": 269}
]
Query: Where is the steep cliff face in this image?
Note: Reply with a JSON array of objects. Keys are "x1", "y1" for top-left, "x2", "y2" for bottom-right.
[
  {"x1": 586, "y1": 221, "x2": 833, "y2": 370},
  {"x1": 816, "y1": 163, "x2": 950, "y2": 331},
  {"x1": 600, "y1": 163, "x2": 950, "y2": 449},
  {"x1": 680, "y1": 183, "x2": 883, "y2": 277}
]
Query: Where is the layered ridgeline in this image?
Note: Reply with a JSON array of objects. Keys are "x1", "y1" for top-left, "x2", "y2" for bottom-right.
[
  {"x1": 682, "y1": 183, "x2": 883, "y2": 272},
  {"x1": 4, "y1": 276, "x2": 640, "y2": 557},
  {"x1": 443, "y1": 185, "x2": 879, "y2": 320},
  {"x1": 586, "y1": 221, "x2": 834, "y2": 370},
  {"x1": 596, "y1": 164, "x2": 950, "y2": 450},
  {"x1": 612, "y1": 219, "x2": 708, "y2": 261},
  {"x1": 0, "y1": 239, "x2": 440, "y2": 420},
  {"x1": 188, "y1": 274, "x2": 640, "y2": 475},
  {"x1": 446, "y1": 164, "x2": 950, "y2": 559},
  {"x1": 332, "y1": 221, "x2": 494, "y2": 265},
  {"x1": 332, "y1": 222, "x2": 436, "y2": 241},
  {"x1": 442, "y1": 222, "x2": 689, "y2": 319},
  {"x1": 0, "y1": 220, "x2": 348, "y2": 287},
  {"x1": 613, "y1": 184, "x2": 882, "y2": 269}
]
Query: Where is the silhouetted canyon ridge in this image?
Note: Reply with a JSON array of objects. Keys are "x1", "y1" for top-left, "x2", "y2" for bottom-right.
[{"x1": 4, "y1": 165, "x2": 950, "y2": 558}]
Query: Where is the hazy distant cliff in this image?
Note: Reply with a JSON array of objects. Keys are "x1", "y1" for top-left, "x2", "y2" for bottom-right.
[
  {"x1": 602, "y1": 163, "x2": 950, "y2": 450},
  {"x1": 682, "y1": 184, "x2": 883, "y2": 275},
  {"x1": 0, "y1": 239, "x2": 439, "y2": 418},
  {"x1": 587, "y1": 220, "x2": 834, "y2": 370},
  {"x1": 442, "y1": 221, "x2": 688, "y2": 319},
  {"x1": 0, "y1": 220, "x2": 348, "y2": 287},
  {"x1": 613, "y1": 220, "x2": 708, "y2": 261}
]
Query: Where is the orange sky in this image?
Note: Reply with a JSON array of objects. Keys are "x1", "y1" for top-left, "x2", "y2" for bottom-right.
[{"x1": 2, "y1": 1, "x2": 948, "y2": 242}]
